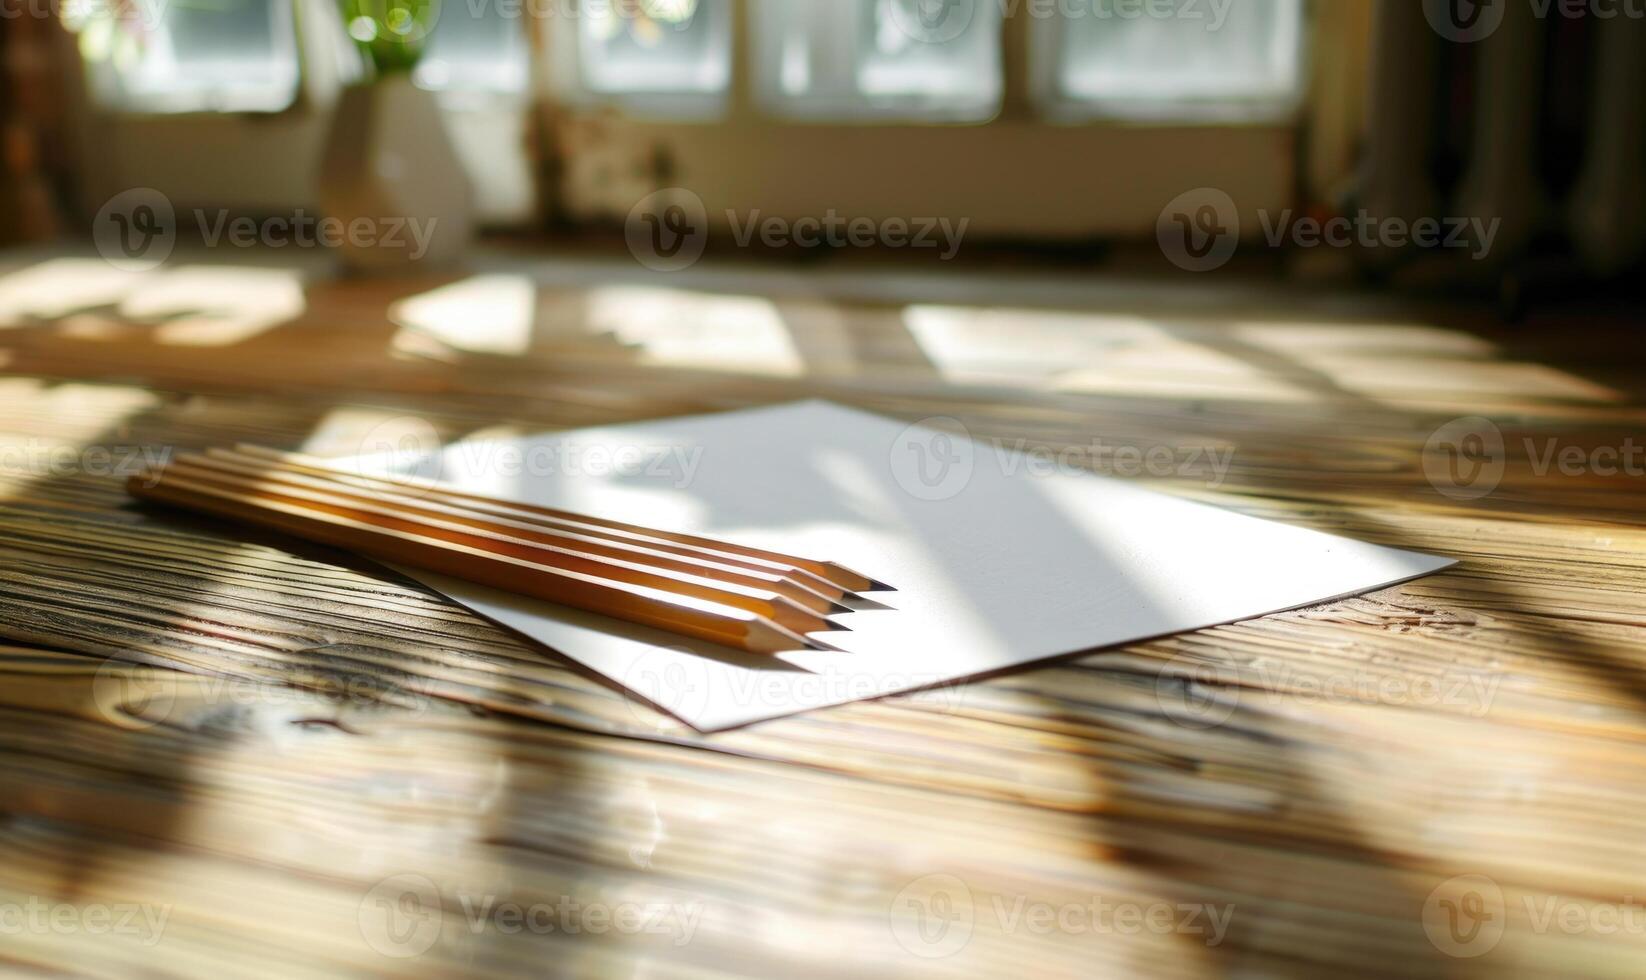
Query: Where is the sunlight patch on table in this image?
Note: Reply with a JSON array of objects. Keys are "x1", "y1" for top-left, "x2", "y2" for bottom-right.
[
  {"x1": 903, "y1": 305, "x2": 1312, "y2": 401},
  {"x1": 1228, "y1": 320, "x2": 1624, "y2": 405},
  {"x1": 0, "y1": 260, "x2": 305, "y2": 346},
  {"x1": 389, "y1": 274, "x2": 537, "y2": 357},
  {"x1": 585, "y1": 286, "x2": 803, "y2": 376},
  {"x1": 0, "y1": 380, "x2": 165, "y2": 499},
  {"x1": 0, "y1": 259, "x2": 146, "y2": 326},
  {"x1": 132, "y1": 266, "x2": 306, "y2": 347},
  {"x1": 0, "y1": 380, "x2": 160, "y2": 449}
]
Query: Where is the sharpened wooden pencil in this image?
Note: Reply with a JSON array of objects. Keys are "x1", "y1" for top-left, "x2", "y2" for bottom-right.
[
  {"x1": 167, "y1": 452, "x2": 853, "y2": 617},
  {"x1": 128, "y1": 472, "x2": 832, "y2": 656},
  {"x1": 206, "y1": 448, "x2": 857, "y2": 601},
  {"x1": 144, "y1": 465, "x2": 840, "y2": 637},
  {"x1": 228, "y1": 444, "x2": 891, "y2": 592},
  {"x1": 158, "y1": 457, "x2": 842, "y2": 632}
]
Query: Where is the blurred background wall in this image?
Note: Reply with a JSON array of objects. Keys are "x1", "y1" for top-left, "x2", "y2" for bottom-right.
[{"x1": 1, "y1": 0, "x2": 1642, "y2": 305}]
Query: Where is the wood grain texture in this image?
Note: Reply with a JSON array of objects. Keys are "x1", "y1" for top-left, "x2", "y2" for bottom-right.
[{"x1": 1, "y1": 247, "x2": 1644, "y2": 978}]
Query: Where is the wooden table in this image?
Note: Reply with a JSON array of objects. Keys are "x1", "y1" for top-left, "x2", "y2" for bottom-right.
[{"x1": 1, "y1": 246, "x2": 1643, "y2": 978}]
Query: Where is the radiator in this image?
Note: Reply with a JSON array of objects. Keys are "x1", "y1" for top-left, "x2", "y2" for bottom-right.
[{"x1": 1359, "y1": 0, "x2": 1646, "y2": 279}]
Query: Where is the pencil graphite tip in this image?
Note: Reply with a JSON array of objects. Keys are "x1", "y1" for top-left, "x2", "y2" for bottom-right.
[
  {"x1": 805, "y1": 635, "x2": 851, "y2": 652},
  {"x1": 828, "y1": 601, "x2": 854, "y2": 615}
]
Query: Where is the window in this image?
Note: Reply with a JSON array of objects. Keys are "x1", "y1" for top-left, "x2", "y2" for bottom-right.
[
  {"x1": 65, "y1": 0, "x2": 1309, "y2": 120},
  {"x1": 552, "y1": 0, "x2": 1303, "y2": 123},
  {"x1": 415, "y1": 0, "x2": 531, "y2": 98},
  {"x1": 551, "y1": 0, "x2": 732, "y2": 115},
  {"x1": 65, "y1": 0, "x2": 301, "y2": 113},
  {"x1": 1033, "y1": 0, "x2": 1306, "y2": 121},
  {"x1": 752, "y1": 0, "x2": 1003, "y2": 121},
  {"x1": 66, "y1": 0, "x2": 1323, "y2": 236}
]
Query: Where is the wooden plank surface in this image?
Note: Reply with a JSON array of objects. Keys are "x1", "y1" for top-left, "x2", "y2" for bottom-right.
[{"x1": 2, "y1": 247, "x2": 1644, "y2": 978}]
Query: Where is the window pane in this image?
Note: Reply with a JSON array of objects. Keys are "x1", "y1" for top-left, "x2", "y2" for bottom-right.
[
  {"x1": 754, "y1": 0, "x2": 1002, "y2": 121},
  {"x1": 577, "y1": 0, "x2": 729, "y2": 95},
  {"x1": 66, "y1": 0, "x2": 299, "y2": 113},
  {"x1": 1039, "y1": 0, "x2": 1304, "y2": 119},
  {"x1": 416, "y1": 2, "x2": 529, "y2": 95}
]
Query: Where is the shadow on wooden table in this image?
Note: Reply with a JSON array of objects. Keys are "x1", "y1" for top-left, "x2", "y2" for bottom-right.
[{"x1": 2, "y1": 250, "x2": 1642, "y2": 974}]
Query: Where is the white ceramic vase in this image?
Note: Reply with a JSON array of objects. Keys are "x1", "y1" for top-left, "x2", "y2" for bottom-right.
[{"x1": 318, "y1": 76, "x2": 473, "y2": 272}]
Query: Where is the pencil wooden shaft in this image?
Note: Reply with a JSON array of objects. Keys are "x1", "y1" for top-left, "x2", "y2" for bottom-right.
[
  {"x1": 128, "y1": 475, "x2": 819, "y2": 655},
  {"x1": 152, "y1": 463, "x2": 834, "y2": 636},
  {"x1": 211, "y1": 448, "x2": 850, "y2": 600},
  {"x1": 175, "y1": 452, "x2": 846, "y2": 615},
  {"x1": 228, "y1": 444, "x2": 882, "y2": 592}
]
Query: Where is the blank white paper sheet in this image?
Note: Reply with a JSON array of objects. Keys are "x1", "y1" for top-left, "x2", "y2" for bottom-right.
[{"x1": 353, "y1": 401, "x2": 1453, "y2": 731}]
